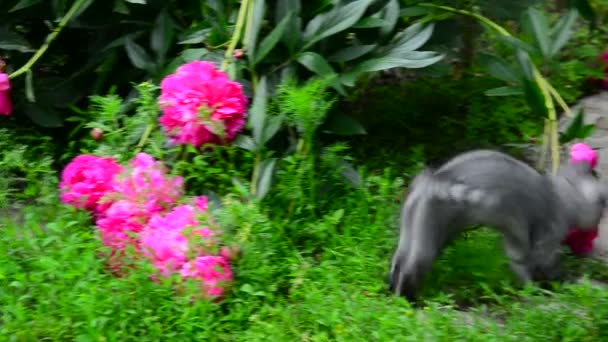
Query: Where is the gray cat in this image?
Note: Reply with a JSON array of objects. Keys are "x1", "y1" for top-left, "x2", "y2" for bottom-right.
[{"x1": 389, "y1": 149, "x2": 607, "y2": 301}]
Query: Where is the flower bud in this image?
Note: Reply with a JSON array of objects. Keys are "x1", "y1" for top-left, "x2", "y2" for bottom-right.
[
  {"x1": 90, "y1": 127, "x2": 103, "y2": 141},
  {"x1": 233, "y1": 49, "x2": 244, "y2": 60}
]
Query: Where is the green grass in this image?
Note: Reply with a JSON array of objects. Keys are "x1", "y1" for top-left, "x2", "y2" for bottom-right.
[{"x1": 3, "y1": 172, "x2": 608, "y2": 341}]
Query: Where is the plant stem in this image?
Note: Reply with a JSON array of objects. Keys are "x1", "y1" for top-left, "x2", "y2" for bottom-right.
[
  {"x1": 421, "y1": 2, "x2": 564, "y2": 172},
  {"x1": 537, "y1": 119, "x2": 550, "y2": 171},
  {"x1": 546, "y1": 81, "x2": 572, "y2": 117},
  {"x1": 9, "y1": 0, "x2": 89, "y2": 80},
  {"x1": 221, "y1": 0, "x2": 251, "y2": 72},
  {"x1": 134, "y1": 123, "x2": 155, "y2": 154},
  {"x1": 418, "y1": 3, "x2": 511, "y2": 36}
]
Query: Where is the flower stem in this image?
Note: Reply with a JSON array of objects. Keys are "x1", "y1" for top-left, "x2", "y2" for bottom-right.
[
  {"x1": 9, "y1": 0, "x2": 89, "y2": 80},
  {"x1": 221, "y1": 0, "x2": 251, "y2": 72},
  {"x1": 135, "y1": 123, "x2": 155, "y2": 154}
]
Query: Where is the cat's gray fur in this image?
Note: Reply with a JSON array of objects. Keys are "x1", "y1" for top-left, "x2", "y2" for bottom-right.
[{"x1": 389, "y1": 149, "x2": 608, "y2": 301}]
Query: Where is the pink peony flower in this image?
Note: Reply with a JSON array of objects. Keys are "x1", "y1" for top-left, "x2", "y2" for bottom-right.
[
  {"x1": 180, "y1": 255, "x2": 233, "y2": 299},
  {"x1": 159, "y1": 61, "x2": 248, "y2": 147},
  {"x1": 140, "y1": 196, "x2": 217, "y2": 276},
  {"x1": 112, "y1": 153, "x2": 183, "y2": 214},
  {"x1": 95, "y1": 199, "x2": 149, "y2": 251},
  {"x1": 0, "y1": 73, "x2": 12, "y2": 116},
  {"x1": 569, "y1": 143, "x2": 598, "y2": 169},
  {"x1": 59, "y1": 154, "x2": 123, "y2": 214}
]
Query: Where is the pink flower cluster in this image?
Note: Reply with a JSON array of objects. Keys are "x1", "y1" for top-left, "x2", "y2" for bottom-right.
[
  {"x1": 60, "y1": 153, "x2": 234, "y2": 300},
  {"x1": 0, "y1": 72, "x2": 12, "y2": 116},
  {"x1": 159, "y1": 61, "x2": 248, "y2": 148}
]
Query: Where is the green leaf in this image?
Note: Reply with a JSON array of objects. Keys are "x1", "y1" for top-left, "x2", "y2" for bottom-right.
[
  {"x1": 180, "y1": 48, "x2": 208, "y2": 62},
  {"x1": 521, "y1": 78, "x2": 549, "y2": 118},
  {"x1": 0, "y1": 30, "x2": 34, "y2": 53},
  {"x1": 522, "y1": 7, "x2": 551, "y2": 59},
  {"x1": 327, "y1": 44, "x2": 377, "y2": 62},
  {"x1": 263, "y1": 114, "x2": 284, "y2": 145},
  {"x1": 150, "y1": 8, "x2": 174, "y2": 63},
  {"x1": 514, "y1": 49, "x2": 535, "y2": 81},
  {"x1": 248, "y1": 76, "x2": 268, "y2": 148},
  {"x1": 477, "y1": 53, "x2": 521, "y2": 84},
  {"x1": 322, "y1": 113, "x2": 367, "y2": 135},
  {"x1": 71, "y1": 0, "x2": 94, "y2": 21},
  {"x1": 353, "y1": 16, "x2": 387, "y2": 29},
  {"x1": 303, "y1": 0, "x2": 374, "y2": 49},
  {"x1": 380, "y1": 0, "x2": 400, "y2": 37},
  {"x1": 340, "y1": 54, "x2": 443, "y2": 86},
  {"x1": 255, "y1": 158, "x2": 277, "y2": 199},
  {"x1": 549, "y1": 9, "x2": 578, "y2": 58},
  {"x1": 296, "y1": 52, "x2": 345, "y2": 94},
  {"x1": 358, "y1": 54, "x2": 442, "y2": 72},
  {"x1": 23, "y1": 103, "x2": 64, "y2": 128},
  {"x1": 399, "y1": 6, "x2": 432, "y2": 17},
  {"x1": 276, "y1": 0, "x2": 301, "y2": 52},
  {"x1": 113, "y1": 0, "x2": 130, "y2": 14},
  {"x1": 560, "y1": 108, "x2": 585, "y2": 143},
  {"x1": 243, "y1": 0, "x2": 265, "y2": 59},
  {"x1": 124, "y1": 38, "x2": 153, "y2": 71},
  {"x1": 25, "y1": 70, "x2": 35, "y2": 102},
  {"x1": 496, "y1": 35, "x2": 539, "y2": 56},
  {"x1": 389, "y1": 22, "x2": 434, "y2": 53},
  {"x1": 296, "y1": 52, "x2": 336, "y2": 76},
  {"x1": 484, "y1": 86, "x2": 524, "y2": 97},
  {"x1": 126, "y1": 0, "x2": 146, "y2": 4},
  {"x1": 233, "y1": 135, "x2": 256, "y2": 151},
  {"x1": 9, "y1": 0, "x2": 42, "y2": 12},
  {"x1": 179, "y1": 28, "x2": 212, "y2": 45},
  {"x1": 253, "y1": 11, "x2": 293, "y2": 65}
]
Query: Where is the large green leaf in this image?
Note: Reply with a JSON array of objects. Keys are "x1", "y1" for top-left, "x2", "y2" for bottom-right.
[
  {"x1": 340, "y1": 54, "x2": 443, "y2": 86},
  {"x1": 0, "y1": 30, "x2": 34, "y2": 52},
  {"x1": 276, "y1": 0, "x2": 301, "y2": 52},
  {"x1": 522, "y1": 7, "x2": 551, "y2": 59},
  {"x1": 253, "y1": 11, "x2": 294, "y2": 65},
  {"x1": 296, "y1": 51, "x2": 336, "y2": 77},
  {"x1": 150, "y1": 8, "x2": 174, "y2": 63},
  {"x1": 496, "y1": 35, "x2": 539, "y2": 56},
  {"x1": 514, "y1": 49, "x2": 535, "y2": 81},
  {"x1": 521, "y1": 78, "x2": 549, "y2": 118},
  {"x1": 353, "y1": 16, "x2": 388, "y2": 29},
  {"x1": 178, "y1": 27, "x2": 212, "y2": 45},
  {"x1": 399, "y1": 6, "x2": 432, "y2": 17},
  {"x1": 255, "y1": 158, "x2": 277, "y2": 200},
  {"x1": 379, "y1": 0, "x2": 400, "y2": 37},
  {"x1": 9, "y1": 0, "x2": 42, "y2": 12},
  {"x1": 387, "y1": 22, "x2": 434, "y2": 54},
  {"x1": 560, "y1": 108, "x2": 595, "y2": 143},
  {"x1": 248, "y1": 76, "x2": 269, "y2": 149},
  {"x1": 303, "y1": 0, "x2": 374, "y2": 49},
  {"x1": 327, "y1": 44, "x2": 377, "y2": 62},
  {"x1": 263, "y1": 114, "x2": 284, "y2": 146},
  {"x1": 124, "y1": 38, "x2": 154, "y2": 71},
  {"x1": 549, "y1": 9, "x2": 578, "y2": 58},
  {"x1": 180, "y1": 48, "x2": 209, "y2": 62},
  {"x1": 477, "y1": 53, "x2": 521, "y2": 84},
  {"x1": 243, "y1": 0, "x2": 265, "y2": 59},
  {"x1": 484, "y1": 86, "x2": 524, "y2": 97}
]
